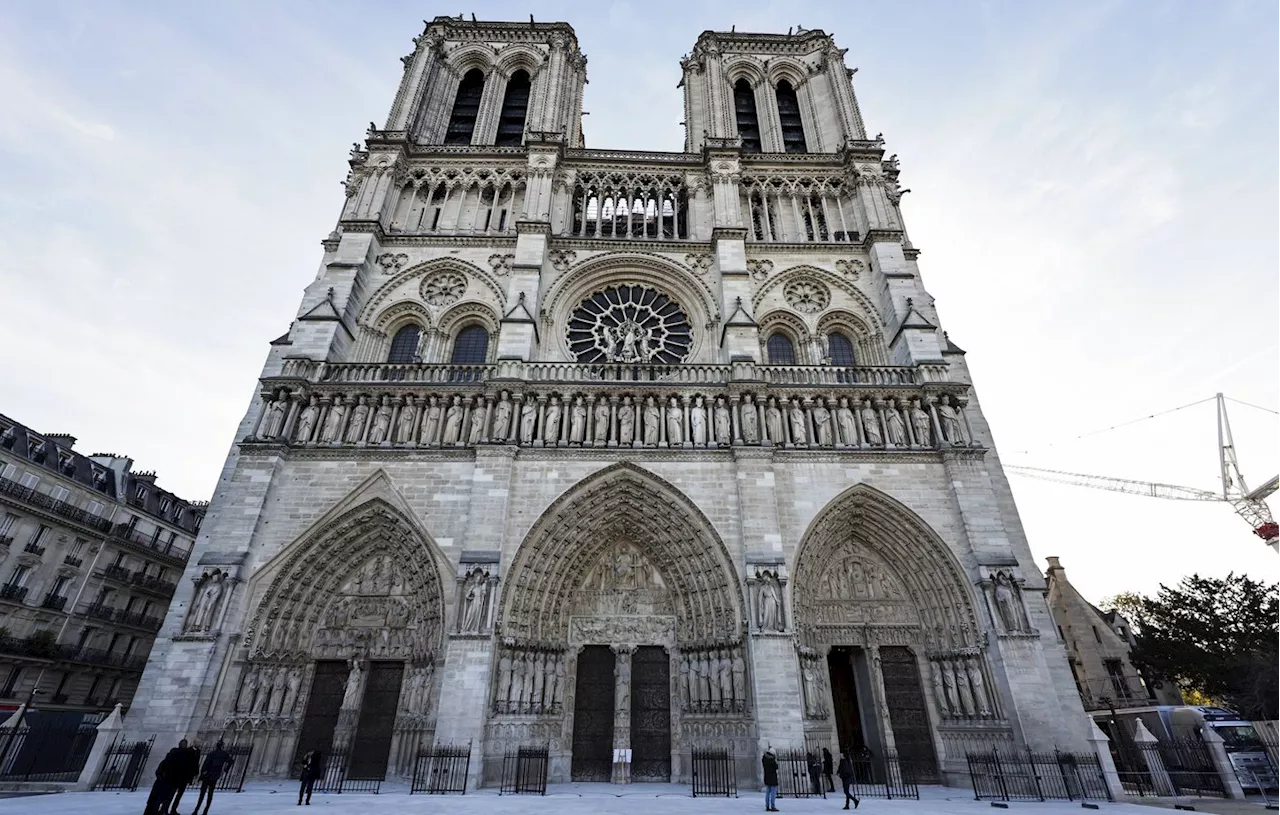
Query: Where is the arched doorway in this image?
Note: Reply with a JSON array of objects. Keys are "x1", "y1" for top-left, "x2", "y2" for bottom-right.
[
  {"x1": 791, "y1": 485, "x2": 1008, "y2": 779},
  {"x1": 223, "y1": 494, "x2": 447, "y2": 778},
  {"x1": 492, "y1": 464, "x2": 748, "y2": 784}
]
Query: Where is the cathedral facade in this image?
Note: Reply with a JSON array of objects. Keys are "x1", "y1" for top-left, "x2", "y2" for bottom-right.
[{"x1": 130, "y1": 17, "x2": 1090, "y2": 788}]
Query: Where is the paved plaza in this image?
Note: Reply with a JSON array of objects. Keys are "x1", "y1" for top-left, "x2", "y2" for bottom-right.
[{"x1": 0, "y1": 783, "x2": 1264, "y2": 815}]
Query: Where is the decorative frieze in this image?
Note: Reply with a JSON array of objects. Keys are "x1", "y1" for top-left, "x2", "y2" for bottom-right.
[{"x1": 677, "y1": 641, "x2": 749, "y2": 715}]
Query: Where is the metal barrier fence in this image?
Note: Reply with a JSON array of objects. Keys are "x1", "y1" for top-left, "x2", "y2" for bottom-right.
[
  {"x1": 690, "y1": 747, "x2": 736, "y2": 797},
  {"x1": 848, "y1": 749, "x2": 920, "y2": 800},
  {"x1": 1234, "y1": 735, "x2": 1279, "y2": 795},
  {"x1": 317, "y1": 748, "x2": 383, "y2": 794},
  {"x1": 0, "y1": 721, "x2": 97, "y2": 782},
  {"x1": 95, "y1": 735, "x2": 155, "y2": 791},
  {"x1": 966, "y1": 748, "x2": 1112, "y2": 802},
  {"x1": 776, "y1": 748, "x2": 826, "y2": 798},
  {"x1": 1156, "y1": 739, "x2": 1225, "y2": 798},
  {"x1": 410, "y1": 742, "x2": 470, "y2": 794},
  {"x1": 499, "y1": 744, "x2": 548, "y2": 795},
  {"x1": 182, "y1": 743, "x2": 254, "y2": 793}
]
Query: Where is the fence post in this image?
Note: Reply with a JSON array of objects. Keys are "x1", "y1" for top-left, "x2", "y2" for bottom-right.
[
  {"x1": 74, "y1": 704, "x2": 125, "y2": 791},
  {"x1": 1200, "y1": 727, "x2": 1246, "y2": 799},
  {"x1": 1086, "y1": 720, "x2": 1125, "y2": 802},
  {"x1": 1132, "y1": 720, "x2": 1175, "y2": 796}
]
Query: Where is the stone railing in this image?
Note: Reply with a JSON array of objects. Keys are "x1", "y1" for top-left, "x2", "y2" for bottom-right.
[{"x1": 249, "y1": 361, "x2": 979, "y2": 454}]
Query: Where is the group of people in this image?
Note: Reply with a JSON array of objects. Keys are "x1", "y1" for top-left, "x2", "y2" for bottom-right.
[
  {"x1": 143, "y1": 739, "x2": 234, "y2": 815},
  {"x1": 761, "y1": 746, "x2": 861, "y2": 811}
]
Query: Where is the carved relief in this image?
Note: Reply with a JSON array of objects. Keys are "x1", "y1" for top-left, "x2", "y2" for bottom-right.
[
  {"x1": 981, "y1": 570, "x2": 1032, "y2": 635},
  {"x1": 747, "y1": 258, "x2": 773, "y2": 281},
  {"x1": 783, "y1": 278, "x2": 831, "y2": 314},
  {"x1": 421, "y1": 271, "x2": 467, "y2": 307},
  {"x1": 184, "y1": 569, "x2": 231, "y2": 634},
  {"x1": 685, "y1": 253, "x2": 713, "y2": 275},
  {"x1": 488, "y1": 253, "x2": 515, "y2": 276},
  {"x1": 834, "y1": 259, "x2": 863, "y2": 279},
  {"x1": 493, "y1": 641, "x2": 566, "y2": 715},
  {"x1": 797, "y1": 646, "x2": 830, "y2": 720},
  {"x1": 678, "y1": 641, "x2": 748, "y2": 715},
  {"x1": 575, "y1": 542, "x2": 671, "y2": 617},
  {"x1": 548, "y1": 248, "x2": 577, "y2": 272},
  {"x1": 376, "y1": 252, "x2": 409, "y2": 273}
]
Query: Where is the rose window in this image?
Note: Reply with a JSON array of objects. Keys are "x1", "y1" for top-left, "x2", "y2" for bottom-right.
[
  {"x1": 567, "y1": 285, "x2": 693, "y2": 364},
  {"x1": 421, "y1": 272, "x2": 466, "y2": 307},
  {"x1": 783, "y1": 278, "x2": 830, "y2": 314}
]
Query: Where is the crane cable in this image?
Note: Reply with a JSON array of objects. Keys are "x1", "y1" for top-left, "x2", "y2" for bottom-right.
[{"x1": 1007, "y1": 396, "x2": 1217, "y2": 456}]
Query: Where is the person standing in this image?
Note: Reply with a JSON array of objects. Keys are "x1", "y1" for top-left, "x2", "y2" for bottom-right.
[
  {"x1": 761, "y1": 748, "x2": 780, "y2": 812},
  {"x1": 837, "y1": 750, "x2": 860, "y2": 810},
  {"x1": 298, "y1": 750, "x2": 324, "y2": 806},
  {"x1": 144, "y1": 741, "x2": 184, "y2": 815},
  {"x1": 190, "y1": 740, "x2": 234, "y2": 815},
  {"x1": 807, "y1": 751, "x2": 823, "y2": 795},
  {"x1": 167, "y1": 740, "x2": 201, "y2": 815},
  {"x1": 822, "y1": 747, "x2": 835, "y2": 792}
]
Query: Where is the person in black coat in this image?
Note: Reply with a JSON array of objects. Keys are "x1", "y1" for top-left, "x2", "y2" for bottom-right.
[
  {"x1": 191, "y1": 740, "x2": 235, "y2": 815},
  {"x1": 837, "y1": 750, "x2": 860, "y2": 810},
  {"x1": 761, "y1": 748, "x2": 780, "y2": 812},
  {"x1": 167, "y1": 741, "x2": 200, "y2": 815},
  {"x1": 822, "y1": 747, "x2": 835, "y2": 792},
  {"x1": 144, "y1": 739, "x2": 190, "y2": 815},
  {"x1": 298, "y1": 750, "x2": 325, "y2": 806}
]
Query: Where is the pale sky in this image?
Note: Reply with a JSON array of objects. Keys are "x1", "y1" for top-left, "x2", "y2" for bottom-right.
[{"x1": 0, "y1": 1, "x2": 1275, "y2": 604}]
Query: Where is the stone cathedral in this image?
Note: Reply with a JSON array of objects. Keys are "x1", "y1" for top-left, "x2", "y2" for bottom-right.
[{"x1": 131, "y1": 17, "x2": 1090, "y2": 788}]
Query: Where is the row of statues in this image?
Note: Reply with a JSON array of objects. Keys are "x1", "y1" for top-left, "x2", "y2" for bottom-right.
[
  {"x1": 493, "y1": 646, "x2": 567, "y2": 715},
  {"x1": 677, "y1": 645, "x2": 748, "y2": 715},
  {"x1": 931, "y1": 654, "x2": 995, "y2": 719},
  {"x1": 235, "y1": 662, "x2": 304, "y2": 717},
  {"x1": 257, "y1": 387, "x2": 974, "y2": 450}
]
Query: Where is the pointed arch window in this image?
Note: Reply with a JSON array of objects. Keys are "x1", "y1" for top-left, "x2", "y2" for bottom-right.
[
  {"x1": 450, "y1": 325, "x2": 490, "y2": 365},
  {"x1": 495, "y1": 70, "x2": 531, "y2": 147},
  {"x1": 776, "y1": 80, "x2": 807, "y2": 153},
  {"x1": 734, "y1": 78, "x2": 761, "y2": 153},
  {"x1": 766, "y1": 333, "x2": 796, "y2": 365},
  {"x1": 445, "y1": 69, "x2": 485, "y2": 145},
  {"x1": 827, "y1": 332, "x2": 856, "y2": 367},
  {"x1": 388, "y1": 325, "x2": 423, "y2": 364}
]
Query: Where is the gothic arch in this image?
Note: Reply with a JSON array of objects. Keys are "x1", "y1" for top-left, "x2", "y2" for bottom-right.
[
  {"x1": 815, "y1": 309, "x2": 888, "y2": 366},
  {"x1": 723, "y1": 57, "x2": 766, "y2": 88},
  {"x1": 499, "y1": 463, "x2": 744, "y2": 644},
  {"x1": 359, "y1": 257, "x2": 505, "y2": 327},
  {"x1": 493, "y1": 44, "x2": 545, "y2": 78},
  {"x1": 445, "y1": 44, "x2": 498, "y2": 76},
  {"x1": 371, "y1": 301, "x2": 434, "y2": 336},
  {"x1": 764, "y1": 59, "x2": 809, "y2": 90},
  {"x1": 757, "y1": 309, "x2": 812, "y2": 363},
  {"x1": 791, "y1": 483, "x2": 979, "y2": 652},
  {"x1": 753, "y1": 265, "x2": 881, "y2": 324}
]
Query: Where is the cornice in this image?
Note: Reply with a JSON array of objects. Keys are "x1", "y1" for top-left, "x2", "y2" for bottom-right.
[{"x1": 379, "y1": 234, "x2": 519, "y2": 249}]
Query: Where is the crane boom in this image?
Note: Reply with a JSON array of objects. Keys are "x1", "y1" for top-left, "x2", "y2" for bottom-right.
[{"x1": 1003, "y1": 465, "x2": 1222, "y2": 502}]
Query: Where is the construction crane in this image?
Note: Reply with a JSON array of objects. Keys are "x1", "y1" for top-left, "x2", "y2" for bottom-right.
[{"x1": 1005, "y1": 394, "x2": 1278, "y2": 552}]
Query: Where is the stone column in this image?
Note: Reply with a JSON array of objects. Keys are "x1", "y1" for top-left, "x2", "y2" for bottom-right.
[
  {"x1": 1132, "y1": 719, "x2": 1175, "y2": 797},
  {"x1": 611, "y1": 644, "x2": 636, "y2": 784},
  {"x1": 866, "y1": 645, "x2": 898, "y2": 751},
  {"x1": 1087, "y1": 720, "x2": 1128, "y2": 802},
  {"x1": 75, "y1": 703, "x2": 125, "y2": 790},
  {"x1": 1201, "y1": 727, "x2": 1246, "y2": 799}
]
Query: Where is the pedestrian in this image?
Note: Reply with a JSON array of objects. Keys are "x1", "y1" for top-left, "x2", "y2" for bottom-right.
[
  {"x1": 191, "y1": 740, "x2": 234, "y2": 815},
  {"x1": 144, "y1": 739, "x2": 186, "y2": 815},
  {"x1": 298, "y1": 749, "x2": 324, "y2": 806},
  {"x1": 807, "y1": 751, "x2": 822, "y2": 795},
  {"x1": 837, "y1": 749, "x2": 860, "y2": 810},
  {"x1": 761, "y1": 747, "x2": 779, "y2": 812},
  {"x1": 822, "y1": 747, "x2": 835, "y2": 792},
  {"x1": 167, "y1": 739, "x2": 201, "y2": 815}
]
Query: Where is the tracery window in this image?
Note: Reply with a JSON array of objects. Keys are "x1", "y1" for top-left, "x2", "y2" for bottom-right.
[
  {"x1": 776, "y1": 80, "x2": 807, "y2": 153},
  {"x1": 450, "y1": 325, "x2": 490, "y2": 365},
  {"x1": 445, "y1": 69, "x2": 485, "y2": 145},
  {"x1": 567, "y1": 285, "x2": 693, "y2": 364},
  {"x1": 495, "y1": 70, "x2": 531, "y2": 146},
  {"x1": 766, "y1": 333, "x2": 796, "y2": 365},
  {"x1": 387, "y1": 324, "x2": 422, "y2": 364},
  {"x1": 734, "y1": 79, "x2": 761, "y2": 153},
  {"x1": 827, "y1": 332, "x2": 856, "y2": 367}
]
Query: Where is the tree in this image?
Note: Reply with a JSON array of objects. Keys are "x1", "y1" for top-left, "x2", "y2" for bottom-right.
[{"x1": 1125, "y1": 573, "x2": 1278, "y2": 720}]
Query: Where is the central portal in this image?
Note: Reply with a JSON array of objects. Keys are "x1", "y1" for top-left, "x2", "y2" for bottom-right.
[
  {"x1": 630, "y1": 646, "x2": 671, "y2": 781},
  {"x1": 570, "y1": 645, "x2": 615, "y2": 781}
]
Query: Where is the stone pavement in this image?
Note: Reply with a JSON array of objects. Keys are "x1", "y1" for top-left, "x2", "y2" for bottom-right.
[{"x1": 4, "y1": 782, "x2": 1267, "y2": 815}]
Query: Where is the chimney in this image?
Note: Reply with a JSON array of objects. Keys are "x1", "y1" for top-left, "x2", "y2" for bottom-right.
[
  {"x1": 46, "y1": 434, "x2": 77, "y2": 450},
  {"x1": 1045, "y1": 556, "x2": 1064, "y2": 579},
  {"x1": 134, "y1": 471, "x2": 158, "y2": 485}
]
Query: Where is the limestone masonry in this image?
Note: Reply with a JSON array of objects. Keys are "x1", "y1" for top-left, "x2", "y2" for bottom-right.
[{"x1": 128, "y1": 16, "x2": 1090, "y2": 789}]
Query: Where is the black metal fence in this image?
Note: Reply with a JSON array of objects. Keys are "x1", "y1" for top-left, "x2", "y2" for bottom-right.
[
  {"x1": 317, "y1": 748, "x2": 383, "y2": 794},
  {"x1": 0, "y1": 720, "x2": 97, "y2": 782},
  {"x1": 95, "y1": 736, "x2": 155, "y2": 791},
  {"x1": 411, "y1": 742, "x2": 471, "y2": 794},
  {"x1": 184, "y1": 743, "x2": 254, "y2": 793},
  {"x1": 847, "y1": 749, "x2": 920, "y2": 800},
  {"x1": 1156, "y1": 739, "x2": 1225, "y2": 798},
  {"x1": 690, "y1": 747, "x2": 736, "y2": 797},
  {"x1": 966, "y1": 748, "x2": 1112, "y2": 802},
  {"x1": 499, "y1": 744, "x2": 548, "y2": 795},
  {"x1": 1233, "y1": 734, "x2": 1279, "y2": 793},
  {"x1": 776, "y1": 748, "x2": 826, "y2": 798}
]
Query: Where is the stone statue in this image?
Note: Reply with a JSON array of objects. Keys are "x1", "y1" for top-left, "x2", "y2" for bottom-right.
[
  {"x1": 442, "y1": 396, "x2": 463, "y2": 444},
  {"x1": 496, "y1": 651, "x2": 513, "y2": 709},
  {"x1": 519, "y1": 398, "x2": 537, "y2": 444},
  {"x1": 345, "y1": 396, "x2": 369, "y2": 443},
  {"x1": 236, "y1": 666, "x2": 259, "y2": 713},
  {"x1": 265, "y1": 396, "x2": 288, "y2": 438},
  {"x1": 705, "y1": 653, "x2": 721, "y2": 706},
  {"x1": 885, "y1": 400, "x2": 907, "y2": 446},
  {"x1": 283, "y1": 666, "x2": 303, "y2": 716},
  {"x1": 369, "y1": 396, "x2": 392, "y2": 443},
  {"x1": 295, "y1": 396, "x2": 319, "y2": 442},
  {"x1": 618, "y1": 397, "x2": 635, "y2": 445},
  {"x1": 812, "y1": 400, "x2": 832, "y2": 446},
  {"x1": 341, "y1": 658, "x2": 365, "y2": 710},
  {"x1": 718, "y1": 650, "x2": 732, "y2": 704},
  {"x1": 492, "y1": 392, "x2": 512, "y2": 442},
  {"x1": 544, "y1": 397, "x2": 562, "y2": 444},
  {"x1": 422, "y1": 396, "x2": 442, "y2": 444},
  {"x1": 690, "y1": 396, "x2": 707, "y2": 445},
  {"x1": 252, "y1": 668, "x2": 272, "y2": 714},
  {"x1": 270, "y1": 666, "x2": 289, "y2": 714},
  {"x1": 186, "y1": 571, "x2": 226, "y2": 633},
  {"x1": 801, "y1": 663, "x2": 821, "y2": 718},
  {"x1": 643, "y1": 397, "x2": 660, "y2": 445},
  {"x1": 731, "y1": 651, "x2": 746, "y2": 706},
  {"x1": 665, "y1": 397, "x2": 683, "y2": 445},
  {"x1": 788, "y1": 399, "x2": 807, "y2": 445},
  {"x1": 530, "y1": 652, "x2": 546, "y2": 711},
  {"x1": 994, "y1": 573, "x2": 1027, "y2": 631},
  {"x1": 932, "y1": 661, "x2": 951, "y2": 716},
  {"x1": 955, "y1": 661, "x2": 976, "y2": 716},
  {"x1": 697, "y1": 656, "x2": 712, "y2": 707},
  {"x1": 938, "y1": 395, "x2": 966, "y2": 445},
  {"x1": 910, "y1": 399, "x2": 932, "y2": 446},
  {"x1": 615, "y1": 667, "x2": 630, "y2": 711},
  {"x1": 569, "y1": 396, "x2": 587, "y2": 443},
  {"x1": 509, "y1": 653, "x2": 526, "y2": 710},
  {"x1": 593, "y1": 400, "x2": 610, "y2": 444},
  {"x1": 836, "y1": 397, "x2": 857, "y2": 445},
  {"x1": 741, "y1": 394, "x2": 759, "y2": 443},
  {"x1": 713, "y1": 397, "x2": 731, "y2": 445},
  {"x1": 967, "y1": 659, "x2": 991, "y2": 716},
  {"x1": 552, "y1": 655, "x2": 566, "y2": 709},
  {"x1": 678, "y1": 657, "x2": 691, "y2": 710},
  {"x1": 461, "y1": 571, "x2": 487, "y2": 632},
  {"x1": 396, "y1": 398, "x2": 417, "y2": 443},
  {"x1": 860, "y1": 399, "x2": 883, "y2": 445},
  {"x1": 757, "y1": 574, "x2": 781, "y2": 632},
  {"x1": 765, "y1": 397, "x2": 784, "y2": 444},
  {"x1": 468, "y1": 398, "x2": 486, "y2": 444},
  {"x1": 940, "y1": 658, "x2": 958, "y2": 714}
]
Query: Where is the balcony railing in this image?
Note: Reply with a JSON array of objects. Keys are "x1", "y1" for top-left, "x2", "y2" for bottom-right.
[
  {"x1": 108, "y1": 524, "x2": 191, "y2": 564},
  {"x1": 130, "y1": 572, "x2": 177, "y2": 596},
  {"x1": 0, "y1": 635, "x2": 148, "y2": 671},
  {"x1": 115, "y1": 609, "x2": 162, "y2": 631},
  {"x1": 0, "y1": 535, "x2": 12, "y2": 548},
  {"x1": 101, "y1": 564, "x2": 132, "y2": 583},
  {"x1": 1076, "y1": 674, "x2": 1163, "y2": 712},
  {"x1": 63, "y1": 555, "x2": 83, "y2": 568},
  {"x1": 40, "y1": 593, "x2": 68, "y2": 611},
  {"x1": 81, "y1": 602, "x2": 117, "y2": 621},
  {"x1": 0, "y1": 476, "x2": 112, "y2": 533},
  {"x1": 23, "y1": 541, "x2": 46, "y2": 556},
  {"x1": 0, "y1": 584, "x2": 28, "y2": 603}
]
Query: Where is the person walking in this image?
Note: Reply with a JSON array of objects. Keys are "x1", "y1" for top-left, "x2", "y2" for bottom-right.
[
  {"x1": 837, "y1": 749, "x2": 860, "y2": 810},
  {"x1": 822, "y1": 747, "x2": 835, "y2": 792},
  {"x1": 298, "y1": 749, "x2": 324, "y2": 806},
  {"x1": 761, "y1": 747, "x2": 780, "y2": 812},
  {"x1": 190, "y1": 740, "x2": 234, "y2": 815},
  {"x1": 144, "y1": 739, "x2": 188, "y2": 815},
  {"x1": 167, "y1": 740, "x2": 201, "y2": 815},
  {"x1": 807, "y1": 751, "x2": 822, "y2": 795}
]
